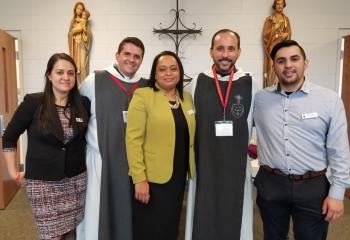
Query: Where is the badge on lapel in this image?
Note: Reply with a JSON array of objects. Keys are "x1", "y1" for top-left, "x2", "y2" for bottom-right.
[{"x1": 76, "y1": 117, "x2": 83, "y2": 123}]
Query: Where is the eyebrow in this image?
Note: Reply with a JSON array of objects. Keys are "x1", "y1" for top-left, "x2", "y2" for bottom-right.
[
  {"x1": 55, "y1": 68, "x2": 74, "y2": 71},
  {"x1": 276, "y1": 54, "x2": 300, "y2": 61},
  {"x1": 158, "y1": 64, "x2": 178, "y2": 67}
]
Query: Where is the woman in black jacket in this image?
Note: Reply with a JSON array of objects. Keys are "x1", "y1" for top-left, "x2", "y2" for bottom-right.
[{"x1": 2, "y1": 53, "x2": 90, "y2": 240}]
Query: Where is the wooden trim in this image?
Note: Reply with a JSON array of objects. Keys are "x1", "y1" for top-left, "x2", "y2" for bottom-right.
[{"x1": 341, "y1": 35, "x2": 350, "y2": 199}]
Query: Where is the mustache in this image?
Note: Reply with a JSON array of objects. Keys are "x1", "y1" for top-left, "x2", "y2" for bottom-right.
[
  {"x1": 218, "y1": 57, "x2": 232, "y2": 62},
  {"x1": 282, "y1": 69, "x2": 296, "y2": 74}
]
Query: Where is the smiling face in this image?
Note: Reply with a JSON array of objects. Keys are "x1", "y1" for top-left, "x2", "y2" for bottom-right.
[
  {"x1": 210, "y1": 31, "x2": 241, "y2": 74},
  {"x1": 49, "y1": 59, "x2": 76, "y2": 98},
  {"x1": 273, "y1": 45, "x2": 308, "y2": 92},
  {"x1": 116, "y1": 43, "x2": 143, "y2": 77},
  {"x1": 155, "y1": 55, "x2": 180, "y2": 92}
]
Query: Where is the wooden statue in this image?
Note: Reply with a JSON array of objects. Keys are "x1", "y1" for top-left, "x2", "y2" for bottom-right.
[
  {"x1": 68, "y1": 2, "x2": 92, "y2": 85},
  {"x1": 263, "y1": 0, "x2": 291, "y2": 87}
]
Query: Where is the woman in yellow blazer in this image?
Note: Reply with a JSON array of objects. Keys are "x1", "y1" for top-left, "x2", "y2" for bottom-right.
[{"x1": 126, "y1": 51, "x2": 195, "y2": 240}]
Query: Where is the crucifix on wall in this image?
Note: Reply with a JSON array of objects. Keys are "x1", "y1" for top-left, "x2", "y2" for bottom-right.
[{"x1": 153, "y1": 0, "x2": 202, "y2": 80}]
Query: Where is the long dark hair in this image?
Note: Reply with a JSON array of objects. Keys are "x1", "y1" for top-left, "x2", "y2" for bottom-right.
[
  {"x1": 148, "y1": 51, "x2": 184, "y2": 100},
  {"x1": 38, "y1": 53, "x2": 88, "y2": 130}
]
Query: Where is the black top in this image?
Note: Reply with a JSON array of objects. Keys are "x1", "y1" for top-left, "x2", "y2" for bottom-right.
[
  {"x1": 2, "y1": 93, "x2": 90, "y2": 181},
  {"x1": 170, "y1": 103, "x2": 189, "y2": 177}
]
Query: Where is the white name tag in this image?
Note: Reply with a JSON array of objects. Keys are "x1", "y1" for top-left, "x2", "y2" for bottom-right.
[
  {"x1": 215, "y1": 121, "x2": 233, "y2": 137},
  {"x1": 76, "y1": 117, "x2": 83, "y2": 122},
  {"x1": 301, "y1": 112, "x2": 318, "y2": 119},
  {"x1": 187, "y1": 109, "x2": 195, "y2": 115},
  {"x1": 123, "y1": 111, "x2": 128, "y2": 123}
]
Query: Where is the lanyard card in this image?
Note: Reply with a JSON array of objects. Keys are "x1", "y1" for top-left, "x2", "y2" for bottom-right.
[{"x1": 214, "y1": 121, "x2": 233, "y2": 137}]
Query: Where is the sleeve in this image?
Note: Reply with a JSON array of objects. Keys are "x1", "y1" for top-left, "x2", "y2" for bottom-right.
[
  {"x1": 248, "y1": 77, "x2": 261, "y2": 141},
  {"x1": 2, "y1": 94, "x2": 37, "y2": 149},
  {"x1": 79, "y1": 72, "x2": 96, "y2": 99},
  {"x1": 326, "y1": 96, "x2": 350, "y2": 200},
  {"x1": 125, "y1": 90, "x2": 148, "y2": 184}
]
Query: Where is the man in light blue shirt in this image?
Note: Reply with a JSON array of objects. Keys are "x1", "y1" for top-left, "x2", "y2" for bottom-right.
[{"x1": 254, "y1": 39, "x2": 350, "y2": 240}]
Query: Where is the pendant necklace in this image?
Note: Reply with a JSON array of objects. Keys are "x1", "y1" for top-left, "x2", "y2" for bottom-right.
[{"x1": 169, "y1": 95, "x2": 180, "y2": 109}]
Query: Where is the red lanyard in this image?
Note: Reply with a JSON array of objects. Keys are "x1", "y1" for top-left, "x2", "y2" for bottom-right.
[
  {"x1": 212, "y1": 65, "x2": 234, "y2": 120},
  {"x1": 109, "y1": 73, "x2": 139, "y2": 103}
]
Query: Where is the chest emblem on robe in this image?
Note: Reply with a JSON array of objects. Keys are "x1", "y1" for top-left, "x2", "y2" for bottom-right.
[{"x1": 231, "y1": 95, "x2": 244, "y2": 119}]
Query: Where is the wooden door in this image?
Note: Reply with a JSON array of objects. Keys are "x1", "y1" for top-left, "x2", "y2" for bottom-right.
[
  {"x1": 0, "y1": 29, "x2": 19, "y2": 209},
  {"x1": 341, "y1": 35, "x2": 350, "y2": 198}
]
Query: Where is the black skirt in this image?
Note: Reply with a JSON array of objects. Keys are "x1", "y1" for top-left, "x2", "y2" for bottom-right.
[{"x1": 132, "y1": 105, "x2": 189, "y2": 240}]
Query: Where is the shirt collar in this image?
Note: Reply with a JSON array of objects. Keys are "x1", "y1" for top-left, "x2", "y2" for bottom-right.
[
  {"x1": 203, "y1": 66, "x2": 247, "y2": 81},
  {"x1": 104, "y1": 64, "x2": 141, "y2": 83}
]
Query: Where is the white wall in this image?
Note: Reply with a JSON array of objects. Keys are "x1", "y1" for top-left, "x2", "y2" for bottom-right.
[{"x1": 1, "y1": 0, "x2": 350, "y2": 95}]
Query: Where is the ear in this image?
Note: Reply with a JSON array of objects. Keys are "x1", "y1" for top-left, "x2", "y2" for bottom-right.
[
  {"x1": 304, "y1": 59, "x2": 309, "y2": 70},
  {"x1": 210, "y1": 48, "x2": 213, "y2": 59}
]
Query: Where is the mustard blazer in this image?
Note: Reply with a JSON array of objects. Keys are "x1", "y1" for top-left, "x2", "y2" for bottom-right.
[{"x1": 126, "y1": 87, "x2": 196, "y2": 184}]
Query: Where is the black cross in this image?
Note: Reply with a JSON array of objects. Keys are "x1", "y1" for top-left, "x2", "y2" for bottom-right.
[{"x1": 153, "y1": 0, "x2": 202, "y2": 79}]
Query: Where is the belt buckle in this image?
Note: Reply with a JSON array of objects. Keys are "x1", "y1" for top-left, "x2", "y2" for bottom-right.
[{"x1": 288, "y1": 174, "x2": 302, "y2": 181}]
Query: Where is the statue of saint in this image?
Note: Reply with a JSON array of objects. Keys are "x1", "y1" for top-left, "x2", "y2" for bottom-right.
[
  {"x1": 68, "y1": 2, "x2": 92, "y2": 85},
  {"x1": 263, "y1": 0, "x2": 291, "y2": 87}
]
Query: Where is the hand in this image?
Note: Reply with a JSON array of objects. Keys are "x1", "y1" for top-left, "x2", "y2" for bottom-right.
[
  {"x1": 10, "y1": 171, "x2": 24, "y2": 186},
  {"x1": 135, "y1": 180, "x2": 150, "y2": 204},
  {"x1": 322, "y1": 196, "x2": 344, "y2": 221}
]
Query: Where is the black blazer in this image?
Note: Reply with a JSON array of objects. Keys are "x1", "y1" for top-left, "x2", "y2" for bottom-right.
[{"x1": 2, "y1": 93, "x2": 90, "y2": 181}]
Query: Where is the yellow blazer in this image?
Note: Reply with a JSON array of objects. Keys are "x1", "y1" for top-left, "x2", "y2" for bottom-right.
[{"x1": 126, "y1": 87, "x2": 196, "y2": 184}]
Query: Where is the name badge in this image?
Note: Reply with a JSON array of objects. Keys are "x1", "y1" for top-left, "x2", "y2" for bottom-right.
[
  {"x1": 123, "y1": 111, "x2": 128, "y2": 123},
  {"x1": 187, "y1": 109, "x2": 195, "y2": 115},
  {"x1": 301, "y1": 112, "x2": 318, "y2": 119},
  {"x1": 76, "y1": 117, "x2": 83, "y2": 123},
  {"x1": 215, "y1": 121, "x2": 233, "y2": 137}
]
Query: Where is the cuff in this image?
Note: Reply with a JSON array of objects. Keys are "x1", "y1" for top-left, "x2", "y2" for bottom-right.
[
  {"x1": 328, "y1": 184, "x2": 346, "y2": 200},
  {"x1": 131, "y1": 172, "x2": 147, "y2": 184}
]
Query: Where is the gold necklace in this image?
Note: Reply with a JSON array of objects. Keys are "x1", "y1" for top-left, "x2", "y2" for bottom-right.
[{"x1": 169, "y1": 95, "x2": 180, "y2": 109}]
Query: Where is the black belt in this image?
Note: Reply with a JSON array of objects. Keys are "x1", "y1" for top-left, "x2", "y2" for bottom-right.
[{"x1": 261, "y1": 165, "x2": 326, "y2": 181}]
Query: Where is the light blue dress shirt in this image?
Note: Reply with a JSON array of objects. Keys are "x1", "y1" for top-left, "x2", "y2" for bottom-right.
[{"x1": 253, "y1": 79, "x2": 350, "y2": 200}]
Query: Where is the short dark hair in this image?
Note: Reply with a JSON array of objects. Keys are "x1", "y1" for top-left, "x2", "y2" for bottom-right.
[
  {"x1": 148, "y1": 51, "x2": 184, "y2": 100},
  {"x1": 270, "y1": 39, "x2": 306, "y2": 61},
  {"x1": 117, "y1": 37, "x2": 145, "y2": 58},
  {"x1": 273, "y1": 0, "x2": 286, "y2": 10},
  {"x1": 210, "y1": 29, "x2": 240, "y2": 49}
]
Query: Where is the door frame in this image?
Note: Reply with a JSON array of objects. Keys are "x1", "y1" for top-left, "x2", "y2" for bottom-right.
[{"x1": 0, "y1": 29, "x2": 20, "y2": 209}]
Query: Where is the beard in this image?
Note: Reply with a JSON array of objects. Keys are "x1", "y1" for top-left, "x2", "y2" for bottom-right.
[
  {"x1": 214, "y1": 57, "x2": 235, "y2": 75},
  {"x1": 279, "y1": 76, "x2": 299, "y2": 86}
]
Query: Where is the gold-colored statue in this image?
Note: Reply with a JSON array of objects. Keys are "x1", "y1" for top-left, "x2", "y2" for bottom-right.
[
  {"x1": 68, "y1": 2, "x2": 92, "y2": 85},
  {"x1": 263, "y1": 0, "x2": 291, "y2": 87}
]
